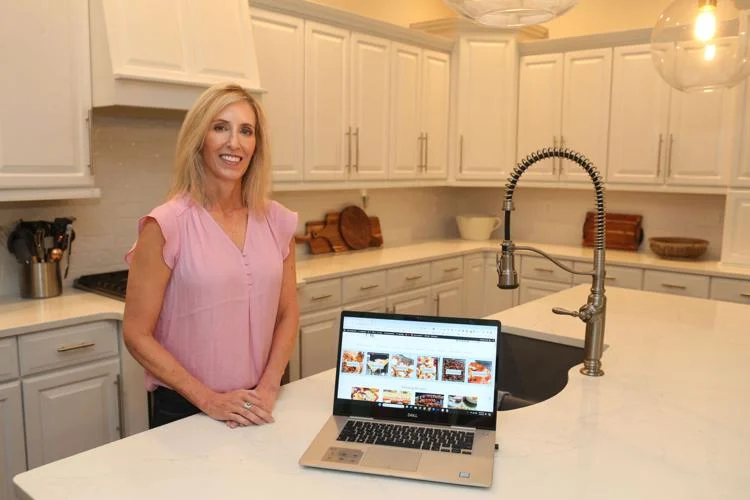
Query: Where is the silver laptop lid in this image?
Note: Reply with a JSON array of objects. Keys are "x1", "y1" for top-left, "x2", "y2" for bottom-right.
[{"x1": 332, "y1": 311, "x2": 500, "y2": 430}]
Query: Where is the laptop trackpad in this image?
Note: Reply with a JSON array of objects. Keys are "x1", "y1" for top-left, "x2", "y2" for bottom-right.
[{"x1": 361, "y1": 447, "x2": 421, "y2": 472}]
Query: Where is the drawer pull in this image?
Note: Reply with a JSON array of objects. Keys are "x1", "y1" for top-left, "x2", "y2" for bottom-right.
[
  {"x1": 311, "y1": 293, "x2": 333, "y2": 301},
  {"x1": 605, "y1": 277, "x2": 616, "y2": 282},
  {"x1": 405, "y1": 275, "x2": 423, "y2": 281},
  {"x1": 359, "y1": 284, "x2": 379, "y2": 291},
  {"x1": 443, "y1": 267, "x2": 460, "y2": 273},
  {"x1": 661, "y1": 283, "x2": 687, "y2": 290},
  {"x1": 740, "y1": 293, "x2": 750, "y2": 298},
  {"x1": 57, "y1": 341, "x2": 96, "y2": 353},
  {"x1": 534, "y1": 267, "x2": 554, "y2": 273}
]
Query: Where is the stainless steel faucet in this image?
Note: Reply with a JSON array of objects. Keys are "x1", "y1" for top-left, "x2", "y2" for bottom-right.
[{"x1": 497, "y1": 147, "x2": 607, "y2": 376}]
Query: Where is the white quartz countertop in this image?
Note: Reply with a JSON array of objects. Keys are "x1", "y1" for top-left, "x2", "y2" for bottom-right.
[
  {"x1": 13, "y1": 286, "x2": 750, "y2": 499},
  {"x1": 295, "y1": 239, "x2": 750, "y2": 284}
]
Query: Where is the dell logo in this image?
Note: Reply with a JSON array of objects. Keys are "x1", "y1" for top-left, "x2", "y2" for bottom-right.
[{"x1": 407, "y1": 413, "x2": 418, "y2": 418}]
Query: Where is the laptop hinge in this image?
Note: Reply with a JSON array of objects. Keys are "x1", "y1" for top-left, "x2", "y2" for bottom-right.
[
  {"x1": 449, "y1": 425, "x2": 476, "y2": 431},
  {"x1": 348, "y1": 416, "x2": 375, "y2": 421}
]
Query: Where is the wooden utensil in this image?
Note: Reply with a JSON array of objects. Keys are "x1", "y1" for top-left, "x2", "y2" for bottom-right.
[
  {"x1": 339, "y1": 205, "x2": 372, "y2": 250},
  {"x1": 582, "y1": 212, "x2": 643, "y2": 251},
  {"x1": 368, "y1": 216, "x2": 383, "y2": 247},
  {"x1": 295, "y1": 220, "x2": 331, "y2": 254},
  {"x1": 312, "y1": 212, "x2": 348, "y2": 253}
]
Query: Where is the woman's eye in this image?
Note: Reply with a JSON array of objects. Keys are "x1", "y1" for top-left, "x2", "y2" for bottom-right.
[
  {"x1": 213, "y1": 124, "x2": 227, "y2": 132},
  {"x1": 241, "y1": 128, "x2": 254, "y2": 136}
]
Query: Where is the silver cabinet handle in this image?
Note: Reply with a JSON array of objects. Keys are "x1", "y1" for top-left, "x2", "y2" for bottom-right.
[
  {"x1": 605, "y1": 276, "x2": 616, "y2": 282},
  {"x1": 353, "y1": 127, "x2": 360, "y2": 172},
  {"x1": 661, "y1": 283, "x2": 687, "y2": 290},
  {"x1": 346, "y1": 127, "x2": 352, "y2": 172},
  {"x1": 558, "y1": 135, "x2": 565, "y2": 175},
  {"x1": 85, "y1": 109, "x2": 93, "y2": 175},
  {"x1": 435, "y1": 295, "x2": 440, "y2": 316},
  {"x1": 417, "y1": 133, "x2": 424, "y2": 170},
  {"x1": 534, "y1": 267, "x2": 554, "y2": 273},
  {"x1": 740, "y1": 293, "x2": 750, "y2": 298},
  {"x1": 667, "y1": 133, "x2": 674, "y2": 178},
  {"x1": 656, "y1": 133, "x2": 663, "y2": 178},
  {"x1": 443, "y1": 267, "x2": 460, "y2": 273},
  {"x1": 459, "y1": 134, "x2": 464, "y2": 173},
  {"x1": 311, "y1": 293, "x2": 333, "y2": 301},
  {"x1": 57, "y1": 341, "x2": 95, "y2": 353},
  {"x1": 359, "y1": 284, "x2": 379, "y2": 291},
  {"x1": 114, "y1": 374, "x2": 124, "y2": 438},
  {"x1": 405, "y1": 274, "x2": 423, "y2": 281}
]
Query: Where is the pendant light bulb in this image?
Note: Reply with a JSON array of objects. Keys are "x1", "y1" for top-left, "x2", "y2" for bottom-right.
[{"x1": 651, "y1": 0, "x2": 750, "y2": 92}]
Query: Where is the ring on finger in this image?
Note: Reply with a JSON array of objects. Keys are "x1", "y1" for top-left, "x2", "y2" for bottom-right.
[{"x1": 243, "y1": 401, "x2": 254, "y2": 410}]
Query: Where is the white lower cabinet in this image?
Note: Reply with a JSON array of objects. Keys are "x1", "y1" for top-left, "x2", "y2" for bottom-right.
[
  {"x1": 709, "y1": 277, "x2": 750, "y2": 305},
  {"x1": 387, "y1": 288, "x2": 432, "y2": 315},
  {"x1": 346, "y1": 297, "x2": 388, "y2": 313},
  {"x1": 432, "y1": 279, "x2": 464, "y2": 317},
  {"x1": 0, "y1": 382, "x2": 25, "y2": 500},
  {"x1": 299, "y1": 308, "x2": 342, "y2": 379},
  {"x1": 643, "y1": 270, "x2": 710, "y2": 299},
  {"x1": 519, "y1": 279, "x2": 571, "y2": 304},
  {"x1": 573, "y1": 262, "x2": 643, "y2": 290},
  {"x1": 23, "y1": 359, "x2": 120, "y2": 469},
  {"x1": 463, "y1": 254, "x2": 486, "y2": 317}
]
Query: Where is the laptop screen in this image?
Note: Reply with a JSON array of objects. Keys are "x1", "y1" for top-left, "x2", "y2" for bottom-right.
[{"x1": 332, "y1": 311, "x2": 500, "y2": 430}]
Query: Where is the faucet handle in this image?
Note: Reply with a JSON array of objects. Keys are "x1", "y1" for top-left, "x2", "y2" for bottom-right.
[{"x1": 552, "y1": 307, "x2": 579, "y2": 318}]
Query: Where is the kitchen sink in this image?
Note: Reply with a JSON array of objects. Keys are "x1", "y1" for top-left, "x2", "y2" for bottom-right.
[{"x1": 497, "y1": 332, "x2": 584, "y2": 411}]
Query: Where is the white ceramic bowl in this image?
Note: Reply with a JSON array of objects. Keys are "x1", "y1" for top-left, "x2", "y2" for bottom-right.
[{"x1": 456, "y1": 215, "x2": 502, "y2": 241}]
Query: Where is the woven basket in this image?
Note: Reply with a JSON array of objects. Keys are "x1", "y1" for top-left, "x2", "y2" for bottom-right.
[{"x1": 649, "y1": 237, "x2": 709, "y2": 259}]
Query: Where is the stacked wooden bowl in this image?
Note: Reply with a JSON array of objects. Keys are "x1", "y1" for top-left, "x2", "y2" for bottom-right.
[{"x1": 649, "y1": 237, "x2": 709, "y2": 259}]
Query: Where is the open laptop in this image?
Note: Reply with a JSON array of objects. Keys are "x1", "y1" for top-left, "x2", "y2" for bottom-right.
[{"x1": 299, "y1": 310, "x2": 501, "y2": 488}]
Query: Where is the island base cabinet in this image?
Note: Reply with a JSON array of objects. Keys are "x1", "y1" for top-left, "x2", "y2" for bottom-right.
[
  {"x1": 519, "y1": 278, "x2": 570, "y2": 304},
  {"x1": 299, "y1": 308, "x2": 342, "y2": 379},
  {"x1": 0, "y1": 382, "x2": 24, "y2": 500},
  {"x1": 22, "y1": 359, "x2": 120, "y2": 469}
]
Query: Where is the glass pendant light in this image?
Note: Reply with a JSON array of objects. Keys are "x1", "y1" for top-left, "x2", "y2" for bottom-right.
[
  {"x1": 442, "y1": 0, "x2": 579, "y2": 28},
  {"x1": 651, "y1": 0, "x2": 750, "y2": 92}
]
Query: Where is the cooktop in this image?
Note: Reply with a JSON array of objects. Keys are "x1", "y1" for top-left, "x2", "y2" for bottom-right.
[{"x1": 74, "y1": 270, "x2": 128, "y2": 301}]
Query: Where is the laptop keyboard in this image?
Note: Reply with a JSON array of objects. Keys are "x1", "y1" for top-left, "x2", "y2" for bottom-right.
[{"x1": 336, "y1": 420, "x2": 474, "y2": 454}]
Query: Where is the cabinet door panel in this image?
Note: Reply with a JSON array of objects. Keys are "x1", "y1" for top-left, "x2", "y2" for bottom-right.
[
  {"x1": 735, "y1": 81, "x2": 750, "y2": 186},
  {"x1": 421, "y1": 50, "x2": 450, "y2": 179},
  {"x1": 561, "y1": 48, "x2": 612, "y2": 182},
  {"x1": 457, "y1": 37, "x2": 517, "y2": 179},
  {"x1": 23, "y1": 359, "x2": 120, "y2": 469},
  {"x1": 346, "y1": 297, "x2": 388, "y2": 313},
  {"x1": 721, "y1": 191, "x2": 750, "y2": 265},
  {"x1": 299, "y1": 308, "x2": 341, "y2": 378},
  {"x1": 608, "y1": 44, "x2": 671, "y2": 184},
  {"x1": 463, "y1": 255, "x2": 486, "y2": 318},
  {"x1": 389, "y1": 43, "x2": 422, "y2": 179},
  {"x1": 668, "y1": 85, "x2": 734, "y2": 186},
  {"x1": 433, "y1": 280, "x2": 464, "y2": 317},
  {"x1": 351, "y1": 34, "x2": 390, "y2": 180},
  {"x1": 519, "y1": 279, "x2": 569, "y2": 304},
  {"x1": 0, "y1": 0, "x2": 92, "y2": 188},
  {"x1": 517, "y1": 53, "x2": 563, "y2": 180},
  {"x1": 251, "y1": 9, "x2": 304, "y2": 182},
  {"x1": 304, "y1": 22, "x2": 349, "y2": 181},
  {"x1": 0, "y1": 382, "x2": 25, "y2": 500},
  {"x1": 387, "y1": 289, "x2": 432, "y2": 316}
]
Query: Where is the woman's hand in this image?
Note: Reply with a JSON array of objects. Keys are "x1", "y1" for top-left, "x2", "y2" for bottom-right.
[
  {"x1": 198, "y1": 389, "x2": 274, "y2": 428},
  {"x1": 249, "y1": 382, "x2": 281, "y2": 414}
]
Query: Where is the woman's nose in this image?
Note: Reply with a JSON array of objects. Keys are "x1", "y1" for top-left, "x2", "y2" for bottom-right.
[{"x1": 228, "y1": 129, "x2": 240, "y2": 149}]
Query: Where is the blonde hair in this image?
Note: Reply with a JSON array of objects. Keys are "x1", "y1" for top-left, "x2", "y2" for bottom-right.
[{"x1": 169, "y1": 82, "x2": 271, "y2": 217}]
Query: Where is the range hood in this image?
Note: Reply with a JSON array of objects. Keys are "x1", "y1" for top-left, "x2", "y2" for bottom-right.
[{"x1": 90, "y1": 0, "x2": 264, "y2": 110}]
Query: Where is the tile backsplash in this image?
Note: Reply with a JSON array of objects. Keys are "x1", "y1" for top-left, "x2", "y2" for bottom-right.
[{"x1": 0, "y1": 111, "x2": 728, "y2": 297}]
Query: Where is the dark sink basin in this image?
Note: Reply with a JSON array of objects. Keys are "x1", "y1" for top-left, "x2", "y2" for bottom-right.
[{"x1": 497, "y1": 332, "x2": 584, "y2": 411}]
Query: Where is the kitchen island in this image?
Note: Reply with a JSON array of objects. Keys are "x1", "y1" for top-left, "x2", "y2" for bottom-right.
[{"x1": 13, "y1": 285, "x2": 750, "y2": 499}]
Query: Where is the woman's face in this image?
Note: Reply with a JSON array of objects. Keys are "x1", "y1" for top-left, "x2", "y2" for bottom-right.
[{"x1": 201, "y1": 100, "x2": 257, "y2": 186}]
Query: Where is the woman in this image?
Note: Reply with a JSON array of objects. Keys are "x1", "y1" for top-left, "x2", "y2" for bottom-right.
[{"x1": 123, "y1": 82, "x2": 299, "y2": 429}]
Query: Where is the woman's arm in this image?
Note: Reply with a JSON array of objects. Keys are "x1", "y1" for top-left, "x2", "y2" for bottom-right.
[
  {"x1": 253, "y1": 237, "x2": 300, "y2": 410},
  {"x1": 123, "y1": 218, "x2": 271, "y2": 426}
]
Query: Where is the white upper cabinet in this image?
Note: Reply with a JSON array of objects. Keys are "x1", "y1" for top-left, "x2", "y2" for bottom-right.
[
  {"x1": 0, "y1": 0, "x2": 96, "y2": 200},
  {"x1": 721, "y1": 190, "x2": 750, "y2": 266},
  {"x1": 608, "y1": 43, "x2": 736, "y2": 188},
  {"x1": 390, "y1": 45, "x2": 450, "y2": 180},
  {"x1": 456, "y1": 36, "x2": 518, "y2": 180},
  {"x1": 517, "y1": 53, "x2": 563, "y2": 180},
  {"x1": 93, "y1": 0, "x2": 261, "y2": 109},
  {"x1": 559, "y1": 48, "x2": 612, "y2": 182},
  {"x1": 517, "y1": 48, "x2": 612, "y2": 184},
  {"x1": 735, "y1": 82, "x2": 750, "y2": 187},
  {"x1": 608, "y1": 45, "x2": 671, "y2": 184},
  {"x1": 251, "y1": 9, "x2": 304, "y2": 183},
  {"x1": 350, "y1": 34, "x2": 391, "y2": 181},
  {"x1": 304, "y1": 22, "x2": 350, "y2": 181}
]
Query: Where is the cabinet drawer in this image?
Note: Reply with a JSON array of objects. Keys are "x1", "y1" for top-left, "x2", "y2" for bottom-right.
[
  {"x1": 519, "y1": 279, "x2": 570, "y2": 304},
  {"x1": 521, "y1": 255, "x2": 573, "y2": 284},
  {"x1": 342, "y1": 270, "x2": 386, "y2": 304},
  {"x1": 573, "y1": 262, "x2": 643, "y2": 289},
  {"x1": 643, "y1": 270, "x2": 710, "y2": 298},
  {"x1": 19, "y1": 321, "x2": 119, "y2": 376},
  {"x1": 0, "y1": 337, "x2": 19, "y2": 382},
  {"x1": 346, "y1": 297, "x2": 388, "y2": 313},
  {"x1": 710, "y1": 277, "x2": 750, "y2": 305},
  {"x1": 298, "y1": 278, "x2": 342, "y2": 313},
  {"x1": 430, "y1": 257, "x2": 464, "y2": 284},
  {"x1": 386, "y1": 263, "x2": 431, "y2": 293}
]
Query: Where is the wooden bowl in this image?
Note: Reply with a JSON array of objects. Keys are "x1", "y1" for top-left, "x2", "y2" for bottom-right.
[{"x1": 649, "y1": 237, "x2": 709, "y2": 260}]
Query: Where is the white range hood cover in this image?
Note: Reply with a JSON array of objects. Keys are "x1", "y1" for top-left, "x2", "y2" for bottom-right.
[{"x1": 90, "y1": 0, "x2": 264, "y2": 110}]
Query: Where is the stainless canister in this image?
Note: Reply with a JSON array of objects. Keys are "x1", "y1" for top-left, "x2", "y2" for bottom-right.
[{"x1": 19, "y1": 261, "x2": 62, "y2": 299}]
